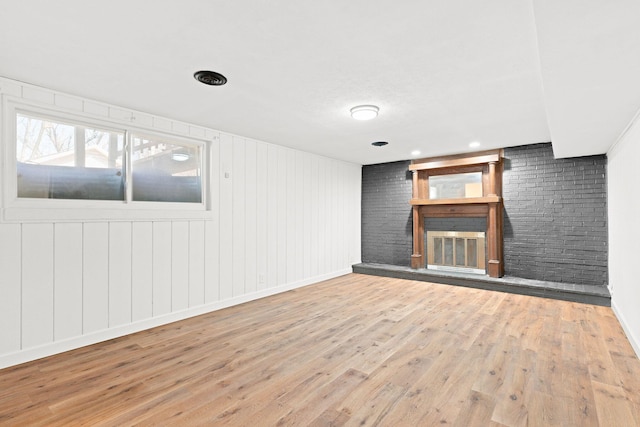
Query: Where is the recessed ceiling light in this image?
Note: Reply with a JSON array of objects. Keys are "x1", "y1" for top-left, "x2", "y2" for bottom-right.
[
  {"x1": 194, "y1": 70, "x2": 227, "y2": 86},
  {"x1": 411, "y1": 150, "x2": 421, "y2": 156},
  {"x1": 469, "y1": 141, "x2": 481, "y2": 148},
  {"x1": 371, "y1": 141, "x2": 388, "y2": 147},
  {"x1": 351, "y1": 105, "x2": 379, "y2": 120}
]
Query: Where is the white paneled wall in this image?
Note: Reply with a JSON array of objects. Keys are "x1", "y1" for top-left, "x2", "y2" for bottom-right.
[
  {"x1": 608, "y1": 111, "x2": 640, "y2": 358},
  {"x1": 0, "y1": 224, "x2": 21, "y2": 354},
  {"x1": 0, "y1": 78, "x2": 362, "y2": 368},
  {"x1": 109, "y1": 222, "x2": 133, "y2": 327},
  {"x1": 131, "y1": 222, "x2": 153, "y2": 321},
  {"x1": 21, "y1": 224, "x2": 54, "y2": 348},
  {"x1": 54, "y1": 223, "x2": 83, "y2": 339}
]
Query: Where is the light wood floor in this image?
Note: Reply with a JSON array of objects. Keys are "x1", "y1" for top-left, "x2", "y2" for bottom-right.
[{"x1": 1, "y1": 273, "x2": 639, "y2": 426}]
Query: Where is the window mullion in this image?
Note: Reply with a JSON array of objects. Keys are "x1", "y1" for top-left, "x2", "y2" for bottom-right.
[
  {"x1": 108, "y1": 133, "x2": 118, "y2": 168},
  {"x1": 75, "y1": 126, "x2": 85, "y2": 167},
  {"x1": 125, "y1": 131, "x2": 133, "y2": 203}
]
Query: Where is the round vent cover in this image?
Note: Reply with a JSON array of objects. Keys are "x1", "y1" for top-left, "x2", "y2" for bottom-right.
[
  {"x1": 371, "y1": 141, "x2": 388, "y2": 147},
  {"x1": 194, "y1": 70, "x2": 227, "y2": 86}
]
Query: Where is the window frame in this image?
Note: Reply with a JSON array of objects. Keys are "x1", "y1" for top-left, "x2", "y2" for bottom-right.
[{"x1": 2, "y1": 97, "x2": 212, "y2": 222}]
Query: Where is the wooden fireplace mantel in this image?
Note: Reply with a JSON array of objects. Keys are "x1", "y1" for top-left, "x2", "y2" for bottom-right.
[{"x1": 409, "y1": 149, "x2": 504, "y2": 277}]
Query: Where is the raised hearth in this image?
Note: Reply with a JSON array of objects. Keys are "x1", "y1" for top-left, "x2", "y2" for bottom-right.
[{"x1": 352, "y1": 263, "x2": 611, "y2": 306}]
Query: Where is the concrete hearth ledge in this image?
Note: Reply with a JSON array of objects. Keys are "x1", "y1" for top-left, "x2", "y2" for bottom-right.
[{"x1": 352, "y1": 263, "x2": 611, "y2": 307}]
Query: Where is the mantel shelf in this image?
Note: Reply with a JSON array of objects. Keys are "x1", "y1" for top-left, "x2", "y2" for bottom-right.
[{"x1": 410, "y1": 196, "x2": 501, "y2": 206}]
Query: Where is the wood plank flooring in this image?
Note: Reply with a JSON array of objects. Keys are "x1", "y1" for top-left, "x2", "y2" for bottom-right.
[{"x1": 0, "y1": 273, "x2": 638, "y2": 426}]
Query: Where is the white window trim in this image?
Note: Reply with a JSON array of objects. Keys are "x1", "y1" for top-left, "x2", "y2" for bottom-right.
[{"x1": 2, "y1": 96, "x2": 213, "y2": 222}]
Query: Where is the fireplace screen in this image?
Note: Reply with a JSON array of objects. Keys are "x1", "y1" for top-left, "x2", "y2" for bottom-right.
[{"x1": 426, "y1": 231, "x2": 486, "y2": 274}]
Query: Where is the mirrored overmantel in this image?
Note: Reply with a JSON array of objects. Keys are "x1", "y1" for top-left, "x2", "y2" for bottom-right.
[{"x1": 428, "y1": 172, "x2": 482, "y2": 200}]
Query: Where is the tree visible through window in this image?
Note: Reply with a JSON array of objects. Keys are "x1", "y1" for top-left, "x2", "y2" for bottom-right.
[{"x1": 17, "y1": 113, "x2": 125, "y2": 200}]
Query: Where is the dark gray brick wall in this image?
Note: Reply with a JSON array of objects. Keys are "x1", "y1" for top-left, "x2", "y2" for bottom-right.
[
  {"x1": 361, "y1": 161, "x2": 413, "y2": 266},
  {"x1": 503, "y1": 143, "x2": 608, "y2": 286},
  {"x1": 361, "y1": 143, "x2": 608, "y2": 286}
]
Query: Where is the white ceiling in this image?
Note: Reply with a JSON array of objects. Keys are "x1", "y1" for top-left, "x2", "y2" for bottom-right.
[{"x1": 1, "y1": 0, "x2": 639, "y2": 165}]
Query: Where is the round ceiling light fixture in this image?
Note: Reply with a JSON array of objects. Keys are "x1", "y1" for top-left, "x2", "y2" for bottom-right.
[
  {"x1": 350, "y1": 105, "x2": 379, "y2": 120},
  {"x1": 371, "y1": 141, "x2": 388, "y2": 147},
  {"x1": 411, "y1": 150, "x2": 421, "y2": 156},
  {"x1": 469, "y1": 141, "x2": 481, "y2": 148},
  {"x1": 194, "y1": 70, "x2": 227, "y2": 86},
  {"x1": 171, "y1": 152, "x2": 190, "y2": 162}
]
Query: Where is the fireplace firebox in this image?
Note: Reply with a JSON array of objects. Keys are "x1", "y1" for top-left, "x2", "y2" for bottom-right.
[{"x1": 426, "y1": 230, "x2": 486, "y2": 274}]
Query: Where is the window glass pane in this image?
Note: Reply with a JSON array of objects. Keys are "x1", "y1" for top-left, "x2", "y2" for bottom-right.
[
  {"x1": 16, "y1": 114, "x2": 124, "y2": 200},
  {"x1": 84, "y1": 128, "x2": 124, "y2": 168},
  {"x1": 131, "y1": 135, "x2": 202, "y2": 203},
  {"x1": 17, "y1": 114, "x2": 75, "y2": 164},
  {"x1": 429, "y1": 172, "x2": 482, "y2": 199}
]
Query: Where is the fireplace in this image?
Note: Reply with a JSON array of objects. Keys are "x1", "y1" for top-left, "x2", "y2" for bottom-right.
[{"x1": 409, "y1": 149, "x2": 504, "y2": 277}]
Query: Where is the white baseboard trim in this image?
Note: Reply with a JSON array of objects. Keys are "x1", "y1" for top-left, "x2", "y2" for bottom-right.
[
  {"x1": 0, "y1": 269, "x2": 351, "y2": 370},
  {"x1": 612, "y1": 300, "x2": 640, "y2": 360}
]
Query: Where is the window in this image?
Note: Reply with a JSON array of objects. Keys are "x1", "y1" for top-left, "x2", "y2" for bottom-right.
[
  {"x1": 3, "y1": 100, "x2": 209, "y2": 221},
  {"x1": 17, "y1": 113, "x2": 125, "y2": 200},
  {"x1": 130, "y1": 134, "x2": 202, "y2": 203}
]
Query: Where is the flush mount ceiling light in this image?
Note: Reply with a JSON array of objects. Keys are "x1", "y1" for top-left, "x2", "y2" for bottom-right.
[
  {"x1": 469, "y1": 141, "x2": 481, "y2": 148},
  {"x1": 411, "y1": 150, "x2": 421, "y2": 156},
  {"x1": 171, "y1": 152, "x2": 190, "y2": 162},
  {"x1": 351, "y1": 105, "x2": 379, "y2": 120},
  {"x1": 194, "y1": 70, "x2": 227, "y2": 86},
  {"x1": 371, "y1": 141, "x2": 388, "y2": 147}
]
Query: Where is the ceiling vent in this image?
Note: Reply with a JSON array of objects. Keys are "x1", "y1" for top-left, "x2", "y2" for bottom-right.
[{"x1": 194, "y1": 70, "x2": 227, "y2": 86}]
